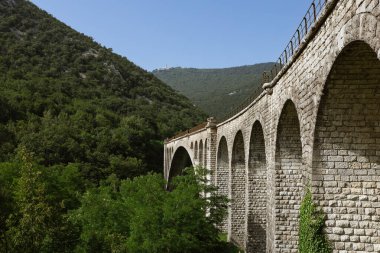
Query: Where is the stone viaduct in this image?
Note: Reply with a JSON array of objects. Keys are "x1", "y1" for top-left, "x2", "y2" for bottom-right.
[{"x1": 163, "y1": 0, "x2": 380, "y2": 252}]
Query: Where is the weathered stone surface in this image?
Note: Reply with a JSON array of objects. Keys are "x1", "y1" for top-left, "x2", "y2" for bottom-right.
[{"x1": 164, "y1": 0, "x2": 380, "y2": 252}]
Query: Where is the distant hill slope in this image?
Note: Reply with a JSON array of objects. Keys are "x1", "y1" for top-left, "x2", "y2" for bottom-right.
[
  {"x1": 0, "y1": 0, "x2": 206, "y2": 179},
  {"x1": 153, "y1": 63, "x2": 275, "y2": 119}
]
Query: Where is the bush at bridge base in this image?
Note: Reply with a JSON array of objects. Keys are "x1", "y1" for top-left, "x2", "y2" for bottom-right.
[{"x1": 299, "y1": 188, "x2": 332, "y2": 253}]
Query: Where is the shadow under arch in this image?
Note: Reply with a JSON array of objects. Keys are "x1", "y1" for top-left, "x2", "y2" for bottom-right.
[
  {"x1": 168, "y1": 146, "x2": 193, "y2": 183},
  {"x1": 204, "y1": 138, "x2": 208, "y2": 169},
  {"x1": 274, "y1": 99, "x2": 303, "y2": 252},
  {"x1": 247, "y1": 120, "x2": 267, "y2": 253},
  {"x1": 194, "y1": 141, "x2": 198, "y2": 160},
  {"x1": 230, "y1": 130, "x2": 246, "y2": 248},
  {"x1": 199, "y1": 139, "x2": 203, "y2": 167},
  {"x1": 312, "y1": 40, "x2": 380, "y2": 251},
  {"x1": 216, "y1": 136, "x2": 229, "y2": 232}
]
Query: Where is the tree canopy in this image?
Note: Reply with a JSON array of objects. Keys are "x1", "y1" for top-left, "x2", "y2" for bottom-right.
[{"x1": 0, "y1": 0, "x2": 206, "y2": 181}]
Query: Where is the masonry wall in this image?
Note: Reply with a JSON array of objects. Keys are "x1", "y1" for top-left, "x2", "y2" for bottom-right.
[
  {"x1": 274, "y1": 101, "x2": 303, "y2": 253},
  {"x1": 164, "y1": 1, "x2": 380, "y2": 252},
  {"x1": 247, "y1": 121, "x2": 267, "y2": 253},
  {"x1": 217, "y1": 136, "x2": 229, "y2": 232},
  {"x1": 312, "y1": 41, "x2": 380, "y2": 252},
  {"x1": 199, "y1": 139, "x2": 204, "y2": 167},
  {"x1": 230, "y1": 131, "x2": 246, "y2": 247}
]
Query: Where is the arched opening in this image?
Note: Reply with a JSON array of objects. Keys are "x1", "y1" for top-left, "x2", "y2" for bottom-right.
[
  {"x1": 312, "y1": 41, "x2": 380, "y2": 250},
  {"x1": 199, "y1": 139, "x2": 203, "y2": 167},
  {"x1": 169, "y1": 146, "x2": 193, "y2": 182},
  {"x1": 167, "y1": 147, "x2": 171, "y2": 171},
  {"x1": 204, "y1": 138, "x2": 208, "y2": 169},
  {"x1": 275, "y1": 100, "x2": 302, "y2": 252},
  {"x1": 231, "y1": 131, "x2": 246, "y2": 247},
  {"x1": 247, "y1": 121, "x2": 267, "y2": 253},
  {"x1": 217, "y1": 136, "x2": 229, "y2": 231},
  {"x1": 194, "y1": 141, "x2": 198, "y2": 160}
]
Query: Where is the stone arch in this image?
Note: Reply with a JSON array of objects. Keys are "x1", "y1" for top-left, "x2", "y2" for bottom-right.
[
  {"x1": 336, "y1": 13, "x2": 380, "y2": 63},
  {"x1": 311, "y1": 12, "x2": 380, "y2": 131},
  {"x1": 274, "y1": 100, "x2": 303, "y2": 253},
  {"x1": 217, "y1": 136, "x2": 229, "y2": 232},
  {"x1": 194, "y1": 140, "x2": 198, "y2": 160},
  {"x1": 165, "y1": 148, "x2": 169, "y2": 170},
  {"x1": 168, "y1": 146, "x2": 193, "y2": 182},
  {"x1": 311, "y1": 12, "x2": 380, "y2": 136},
  {"x1": 312, "y1": 40, "x2": 380, "y2": 251},
  {"x1": 230, "y1": 130, "x2": 246, "y2": 248},
  {"x1": 199, "y1": 139, "x2": 204, "y2": 167},
  {"x1": 246, "y1": 121, "x2": 267, "y2": 253},
  {"x1": 204, "y1": 138, "x2": 208, "y2": 168}
]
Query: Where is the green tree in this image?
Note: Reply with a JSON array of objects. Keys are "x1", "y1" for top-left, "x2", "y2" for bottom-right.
[
  {"x1": 6, "y1": 148, "x2": 54, "y2": 253},
  {"x1": 0, "y1": 162, "x2": 19, "y2": 251},
  {"x1": 4, "y1": 149, "x2": 82, "y2": 253},
  {"x1": 72, "y1": 167, "x2": 228, "y2": 253}
]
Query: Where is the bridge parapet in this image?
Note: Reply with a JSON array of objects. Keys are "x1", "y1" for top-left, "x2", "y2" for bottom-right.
[
  {"x1": 164, "y1": 0, "x2": 380, "y2": 252},
  {"x1": 220, "y1": 0, "x2": 338, "y2": 124},
  {"x1": 164, "y1": 117, "x2": 218, "y2": 181},
  {"x1": 266, "y1": 0, "x2": 330, "y2": 82}
]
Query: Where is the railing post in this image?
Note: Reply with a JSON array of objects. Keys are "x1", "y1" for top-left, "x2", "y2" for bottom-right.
[
  {"x1": 304, "y1": 17, "x2": 308, "y2": 35},
  {"x1": 284, "y1": 50, "x2": 288, "y2": 64},
  {"x1": 297, "y1": 29, "x2": 301, "y2": 45},
  {"x1": 312, "y1": 3, "x2": 317, "y2": 21},
  {"x1": 290, "y1": 40, "x2": 294, "y2": 55},
  {"x1": 263, "y1": 71, "x2": 270, "y2": 84},
  {"x1": 220, "y1": 0, "x2": 330, "y2": 122}
]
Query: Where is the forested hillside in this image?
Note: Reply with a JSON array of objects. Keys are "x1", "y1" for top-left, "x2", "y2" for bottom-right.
[
  {"x1": 0, "y1": 0, "x2": 219, "y2": 251},
  {"x1": 0, "y1": 0, "x2": 206, "y2": 179},
  {"x1": 153, "y1": 63, "x2": 274, "y2": 119}
]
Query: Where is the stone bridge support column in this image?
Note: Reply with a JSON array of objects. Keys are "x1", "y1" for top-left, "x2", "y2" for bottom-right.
[
  {"x1": 206, "y1": 117, "x2": 217, "y2": 185},
  {"x1": 164, "y1": 141, "x2": 169, "y2": 181}
]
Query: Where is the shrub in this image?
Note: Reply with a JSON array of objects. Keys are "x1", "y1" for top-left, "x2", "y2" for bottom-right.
[{"x1": 299, "y1": 188, "x2": 332, "y2": 253}]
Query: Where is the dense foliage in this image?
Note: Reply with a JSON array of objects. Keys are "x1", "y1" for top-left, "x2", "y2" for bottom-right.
[
  {"x1": 0, "y1": 0, "x2": 206, "y2": 181},
  {"x1": 0, "y1": 149, "x2": 83, "y2": 252},
  {"x1": 153, "y1": 63, "x2": 274, "y2": 119},
  {"x1": 299, "y1": 188, "x2": 331, "y2": 253},
  {"x1": 71, "y1": 167, "x2": 229, "y2": 253},
  {"x1": 0, "y1": 153, "x2": 229, "y2": 252},
  {"x1": 0, "y1": 0, "x2": 224, "y2": 251}
]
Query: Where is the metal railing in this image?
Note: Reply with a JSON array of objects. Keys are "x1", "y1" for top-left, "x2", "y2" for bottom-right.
[
  {"x1": 219, "y1": 86, "x2": 264, "y2": 122},
  {"x1": 266, "y1": 0, "x2": 328, "y2": 82},
  {"x1": 219, "y1": 0, "x2": 329, "y2": 123},
  {"x1": 166, "y1": 122, "x2": 208, "y2": 142},
  {"x1": 166, "y1": 0, "x2": 330, "y2": 141}
]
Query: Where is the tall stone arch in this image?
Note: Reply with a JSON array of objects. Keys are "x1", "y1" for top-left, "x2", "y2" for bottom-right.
[
  {"x1": 247, "y1": 121, "x2": 267, "y2": 253},
  {"x1": 204, "y1": 138, "x2": 208, "y2": 169},
  {"x1": 275, "y1": 100, "x2": 303, "y2": 253},
  {"x1": 194, "y1": 141, "x2": 198, "y2": 161},
  {"x1": 168, "y1": 146, "x2": 193, "y2": 182},
  {"x1": 312, "y1": 40, "x2": 380, "y2": 251},
  {"x1": 230, "y1": 130, "x2": 246, "y2": 248},
  {"x1": 217, "y1": 136, "x2": 229, "y2": 231},
  {"x1": 199, "y1": 139, "x2": 203, "y2": 167}
]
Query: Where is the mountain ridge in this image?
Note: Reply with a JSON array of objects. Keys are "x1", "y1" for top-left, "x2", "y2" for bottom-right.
[{"x1": 153, "y1": 62, "x2": 275, "y2": 119}]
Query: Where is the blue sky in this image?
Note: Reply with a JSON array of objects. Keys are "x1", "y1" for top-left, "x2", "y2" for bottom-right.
[{"x1": 30, "y1": 0, "x2": 312, "y2": 71}]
